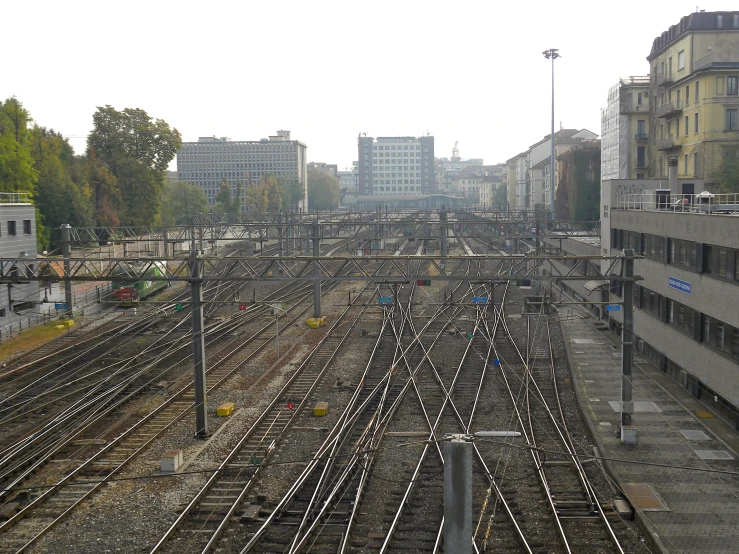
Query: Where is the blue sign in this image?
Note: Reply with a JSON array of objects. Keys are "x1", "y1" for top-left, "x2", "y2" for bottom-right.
[
  {"x1": 605, "y1": 304, "x2": 621, "y2": 311},
  {"x1": 668, "y1": 276, "x2": 692, "y2": 294},
  {"x1": 472, "y1": 297, "x2": 488, "y2": 304},
  {"x1": 378, "y1": 297, "x2": 393, "y2": 304},
  {"x1": 54, "y1": 303, "x2": 67, "y2": 310}
]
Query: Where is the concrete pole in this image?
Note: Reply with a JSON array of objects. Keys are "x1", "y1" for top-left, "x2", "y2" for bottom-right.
[
  {"x1": 190, "y1": 239, "x2": 208, "y2": 438},
  {"x1": 440, "y1": 207, "x2": 448, "y2": 257},
  {"x1": 621, "y1": 248, "x2": 636, "y2": 443},
  {"x1": 61, "y1": 224, "x2": 73, "y2": 319},
  {"x1": 444, "y1": 434, "x2": 472, "y2": 554},
  {"x1": 550, "y1": 54, "x2": 556, "y2": 221},
  {"x1": 312, "y1": 219, "x2": 321, "y2": 318},
  {"x1": 278, "y1": 210, "x2": 283, "y2": 258}
]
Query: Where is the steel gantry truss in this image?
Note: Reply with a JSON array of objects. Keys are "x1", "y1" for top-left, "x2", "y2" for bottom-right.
[{"x1": 1, "y1": 213, "x2": 630, "y2": 439}]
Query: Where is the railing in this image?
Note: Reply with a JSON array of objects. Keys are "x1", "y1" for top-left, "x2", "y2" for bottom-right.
[
  {"x1": 634, "y1": 133, "x2": 648, "y2": 142},
  {"x1": 694, "y1": 53, "x2": 714, "y2": 71},
  {"x1": 620, "y1": 102, "x2": 648, "y2": 115},
  {"x1": 615, "y1": 191, "x2": 739, "y2": 214},
  {"x1": 656, "y1": 71, "x2": 674, "y2": 86},
  {"x1": 656, "y1": 100, "x2": 682, "y2": 118},
  {"x1": 656, "y1": 137, "x2": 680, "y2": 150},
  {"x1": 0, "y1": 192, "x2": 32, "y2": 204}
]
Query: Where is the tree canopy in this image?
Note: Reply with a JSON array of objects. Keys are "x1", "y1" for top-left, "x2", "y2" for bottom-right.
[
  {"x1": 160, "y1": 180, "x2": 209, "y2": 225},
  {"x1": 0, "y1": 97, "x2": 37, "y2": 193},
  {"x1": 307, "y1": 168, "x2": 340, "y2": 210},
  {"x1": 87, "y1": 105, "x2": 181, "y2": 226}
]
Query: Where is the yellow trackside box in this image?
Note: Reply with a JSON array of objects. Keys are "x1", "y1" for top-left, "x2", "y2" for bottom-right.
[
  {"x1": 306, "y1": 317, "x2": 326, "y2": 329},
  {"x1": 217, "y1": 402, "x2": 235, "y2": 417},
  {"x1": 313, "y1": 401, "x2": 329, "y2": 417}
]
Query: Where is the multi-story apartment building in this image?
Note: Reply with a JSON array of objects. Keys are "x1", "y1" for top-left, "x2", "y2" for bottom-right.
[
  {"x1": 479, "y1": 175, "x2": 503, "y2": 209},
  {"x1": 337, "y1": 169, "x2": 355, "y2": 192},
  {"x1": 0, "y1": 193, "x2": 39, "y2": 337},
  {"x1": 357, "y1": 135, "x2": 435, "y2": 196},
  {"x1": 601, "y1": 77, "x2": 651, "y2": 181},
  {"x1": 555, "y1": 142, "x2": 601, "y2": 221},
  {"x1": 308, "y1": 162, "x2": 338, "y2": 177},
  {"x1": 506, "y1": 153, "x2": 524, "y2": 210},
  {"x1": 450, "y1": 176, "x2": 482, "y2": 202},
  {"x1": 176, "y1": 130, "x2": 308, "y2": 209},
  {"x1": 647, "y1": 10, "x2": 739, "y2": 183}
]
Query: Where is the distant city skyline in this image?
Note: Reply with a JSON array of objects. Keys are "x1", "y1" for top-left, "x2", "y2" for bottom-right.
[{"x1": 3, "y1": 1, "x2": 734, "y2": 172}]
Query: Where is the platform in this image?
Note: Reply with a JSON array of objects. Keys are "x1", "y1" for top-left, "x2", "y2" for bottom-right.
[{"x1": 558, "y1": 309, "x2": 739, "y2": 554}]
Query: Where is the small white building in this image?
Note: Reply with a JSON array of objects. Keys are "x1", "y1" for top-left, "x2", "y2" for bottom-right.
[{"x1": 0, "y1": 192, "x2": 39, "y2": 339}]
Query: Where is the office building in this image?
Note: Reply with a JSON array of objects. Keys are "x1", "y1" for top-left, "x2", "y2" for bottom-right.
[
  {"x1": 357, "y1": 135, "x2": 435, "y2": 196},
  {"x1": 176, "y1": 130, "x2": 308, "y2": 210}
]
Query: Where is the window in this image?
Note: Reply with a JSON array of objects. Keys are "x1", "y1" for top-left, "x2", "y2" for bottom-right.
[
  {"x1": 23, "y1": 220, "x2": 31, "y2": 235},
  {"x1": 684, "y1": 154, "x2": 689, "y2": 174},
  {"x1": 694, "y1": 112, "x2": 699, "y2": 134},
  {"x1": 677, "y1": 89, "x2": 682, "y2": 107},
  {"x1": 637, "y1": 92, "x2": 643, "y2": 105},
  {"x1": 727, "y1": 108, "x2": 738, "y2": 131},
  {"x1": 728, "y1": 76, "x2": 738, "y2": 96},
  {"x1": 637, "y1": 146, "x2": 646, "y2": 168},
  {"x1": 678, "y1": 50, "x2": 685, "y2": 70},
  {"x1": 718, "y1": 14, "x2": 723, "y2": 28},
  {"x1": 695, "y1": 80, "x2": 699, "y2": 103},
  {"x1": 694, "y1": 152, "x2": 699, "y2": 176},
  {"x1": 685, "y1": 115, "x2": 689, "y2": 136},
  {"x1": 717, "y1": 77, "x2": 725, "y2": 95},
  {"x1": 676, "y1": 118, "x2": 680, "y2": 137},
  {"x1": 735, "y1": 14, "x2": 739, "y2": 28},
  {"x1": 686, "y1": 85, "x2": 690, "y2": 102},
  {"x1": 719, "y1": 249, "x2": 728, "y2": 277},
  {"x1": 8, "y1": 221, "x2": 16, "y2": 236}
]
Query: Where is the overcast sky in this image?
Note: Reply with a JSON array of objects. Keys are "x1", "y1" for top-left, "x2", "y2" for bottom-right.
[{"x1": 3, "y1": 1, "x2": 733, "y2": 171}]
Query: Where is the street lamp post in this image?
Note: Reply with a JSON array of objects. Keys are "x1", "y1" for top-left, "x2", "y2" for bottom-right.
[{"x1": 543, "y1": 48, "x2": 560, "y2": 221}]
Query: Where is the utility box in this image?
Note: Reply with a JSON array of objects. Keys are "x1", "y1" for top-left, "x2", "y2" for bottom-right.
[
  {"x1": 314, "y1": 401, "x2": 329, "y2": 417},
  {"x1": 161, "y1": 449, "x2": 184, "y2": 472},
  {"x1": 217, "y1": 402, "x2": 235, "y2": 417},
  {"x1": 621, "y1": 426, "x2": 638, "y2": 444}
]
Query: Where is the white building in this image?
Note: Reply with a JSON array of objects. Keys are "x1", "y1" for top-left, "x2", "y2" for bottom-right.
[
  {"x1": 357, "y1": 135, "x2": 435, "y2": 196},
  {"x1": 0, "y1": 192, "x2": 39, "y2": 338},
  {"x1": 176, "y1": 130, "x2": 308, "y2": 210}
]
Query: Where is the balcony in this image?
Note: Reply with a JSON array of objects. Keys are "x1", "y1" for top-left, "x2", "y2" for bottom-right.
[
  {"x1": 656, "y1": 100, "x2": 682, "y2": 118},
  {"x1": 635, "y1": 133, "x2": 648, "y2": 142},
  {"x1": 656, "y1": 137, "x2": 681, "y2": 151},
  {"x1": 620, "y1": 102, "x2": 648, "y2": 115},
  {"x1": 656, "y1": 71, "x2": 674, "y2": 87}
]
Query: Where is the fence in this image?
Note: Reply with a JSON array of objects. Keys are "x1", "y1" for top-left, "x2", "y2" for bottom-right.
[{"x1": 615, "y1": 191, "x2": 739, "y2": 214}]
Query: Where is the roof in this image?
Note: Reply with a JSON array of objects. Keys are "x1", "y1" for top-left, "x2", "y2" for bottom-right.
[
  {"x1": 532, "y1": 156, "x2": 551, "y2": 170},
  {"x1": 506, "y1": 151, "x2": 528, "y2": 163},
  {"x1": 529, "y1": 129, "x2": 579, "y2": 149}
]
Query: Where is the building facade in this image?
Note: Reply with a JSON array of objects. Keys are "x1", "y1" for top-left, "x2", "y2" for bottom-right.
[
  {"x1": 647, "y1": 11, "x2": 739, "y2": 183},
  {"x1": 555, "y1": 143, "x2": 601, "y2": 221},
  {"x1": 176, "y1": 130, "x2": 308, "y2": 210},
  {"x1": 0, "y1": 193, "x2": 39, "y2": 337},
  {"x1": 357, "y1": 135, "x2": 435, "y2": 196},
  {"x1": 308, "y1": 162, "x2": 338, "y2": 177},
  {"x1": 601, "y1": 77, "x2": 651, "y2": 181}
]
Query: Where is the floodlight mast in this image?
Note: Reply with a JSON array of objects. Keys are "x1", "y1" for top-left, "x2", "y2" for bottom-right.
[{"x1": 542, "y1": 48, "x2": 561, "y2": 221}]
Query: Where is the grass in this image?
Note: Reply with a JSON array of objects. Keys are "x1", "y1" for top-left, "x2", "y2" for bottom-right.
[{"x1": 0, "y1": 320, "x2": 72, "y2": 362}]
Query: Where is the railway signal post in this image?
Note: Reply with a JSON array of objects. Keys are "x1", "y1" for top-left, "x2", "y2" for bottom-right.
[
  {"x1": 190, "y1": 240, "x2": 209, "y2": 438},
  {"x1": 620, "y1": 248, "x2": 637, "y2": 444},
  {"x1": 61, "y1": 224, "x2": 74, "y2": 319},
  {"x1": 444, "y1": 434, "x2": 473, "y2": 554},
  {"x1": 312, "y1": 219, "x2": 321, "y2": 318}
]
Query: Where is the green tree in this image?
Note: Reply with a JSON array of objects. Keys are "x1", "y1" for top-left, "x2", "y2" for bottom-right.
[
  {"x1": 215, "y1": 178, "x2": 243, "y2": 217},
  {"x1": 279, "y1": 177, "x2": 305, "y2": 211},
  {"x1": 160, "y1": 181, "x2": 209, "y2": 225},
  {"x1": 0, "y1": 97, "x2": 37, "y2": 193},
  {"x1": 492, "y1": 183, "x2": 507, "y2": 210},
  {"x1": 307, "y1": 168, "x2": 339, "y2": 210},
  {"x1": 29, "y1": 126, "x2": 94, "y2": 248},
  {"x1": 715, "y1": 152, "x2": 739, "y2": 193},
  {"x1": 86, "y1": 106, "x2": 181, "y2": 225}
]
